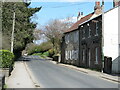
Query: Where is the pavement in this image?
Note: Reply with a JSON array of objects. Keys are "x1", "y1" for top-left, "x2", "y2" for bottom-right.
[
  {"x1": 6, "y1": 61, "x2": 36, "y2": 88},
  {"x1": 50, "y1": 61, "x2": 120, "y2": 83}
]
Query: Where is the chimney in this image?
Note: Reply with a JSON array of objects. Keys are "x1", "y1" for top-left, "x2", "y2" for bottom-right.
[
  {"x1": 94, "y1": 1, "x2": 102, "y2": 15},
  {"x1": 113, "y1": 0, "x2": 120, "y2": 7},
  {"x1": 77, "y1": 12, "x2": 83, "y2": 21}
]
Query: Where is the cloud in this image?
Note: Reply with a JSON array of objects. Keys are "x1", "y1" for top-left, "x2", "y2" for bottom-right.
[{"x1": 60, "y1": 17, "x2": 77, "y2": 23}]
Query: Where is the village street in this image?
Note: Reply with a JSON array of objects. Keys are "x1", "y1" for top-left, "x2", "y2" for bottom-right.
[{"x1": 24, "y1": 56, "x2": 119, "y2": 88}]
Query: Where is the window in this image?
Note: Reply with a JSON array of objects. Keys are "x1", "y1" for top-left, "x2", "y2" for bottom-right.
[
  {"x1": 82, "y1": 49, "x2": 85, "y2": 63},
  {"x1": 65, "y1": 50, "x2": 68, "y2": 60},
  {"x1": 81, "y1": 26, "x2": 85, "y2": 39},
  {"x1": 119, "y1": 44, "x2": 120, "y2": 56},
  {"x1": 95, "y1": 47, "x2": 98, "y2": 64},
  {"x1": 88, "y1": 49, "x2": 91, "y2": 67},
  {"x1": 88, "y1": 26, "x2": 91, "y2": 38},
  {"x1": 65, "y1": 34, "x2": 69, "y2": 44},
  {"x1": 82, "y1": 29, "x2": 85, "y2": 39},
  {"x1": 95, "y1": 22, "x2": 98, "y2": 36},
  {"x1": 87, "y1": 23, "x2": 91, "y2": 38},
  {"x1": 74, "y1": 31, "x2": 79, "y2": 43}
]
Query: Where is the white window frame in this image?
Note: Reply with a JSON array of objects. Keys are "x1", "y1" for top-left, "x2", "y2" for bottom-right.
[
  {"x1": 65, "y1": 34, "x2": 69, "y2": 44},
  {"x1": 83, "y1": 49, "x2": 85, "y2": 63},
  {"x1": 74, "y1": 31, "x2": 79, "y2": 43},
  {"x1": 82, "y1": 29, "x2": 85, "y2": 39},
  {"x1": 118, "y1": 44, "x2": 120, "y2": 56},
  {"x1": 87, "y1": 23, "x2": 91, "y2": 38},
  {"x1": 88, "y1": 49, "x2": 91, "y2": 67},
  {"x1": 88, "y1": 26, "x2": 91, "y2": 38},
  {"x1": 65, "y1": 50, "x2": 68, "y2": 60},
  {"x1": 95, "y1": 22, "x2": 98, "y2": 36},
  {"x1": 95, "y1": 47, "x2": 98, "y2": 64}
]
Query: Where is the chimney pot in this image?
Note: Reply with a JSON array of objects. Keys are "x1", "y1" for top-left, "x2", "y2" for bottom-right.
[
  {"x1": 77, "y1": 11, "x2": 83, "y2": 21},
  {"x1": 81, "y1": 12, "x2": 83, "y2": 16},
  {"x1": 113, "y1": 0, "x2": 120, "y2": 7},
  {"x1": 94, "y1": 1, "x2": 102, "y2": 15},
  {"x1": 96, "y1": 1, "x2": 100, "y2": 6}
]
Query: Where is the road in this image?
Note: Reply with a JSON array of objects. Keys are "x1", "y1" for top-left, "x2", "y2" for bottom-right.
[{"x1": 24, "y1": 56, "x2": 119, "y2": 88}]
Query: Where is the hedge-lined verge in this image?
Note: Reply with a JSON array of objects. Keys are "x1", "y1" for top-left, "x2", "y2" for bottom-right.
[{"x1": 0, "y1": 50, "x2": 14, "y2": 68}]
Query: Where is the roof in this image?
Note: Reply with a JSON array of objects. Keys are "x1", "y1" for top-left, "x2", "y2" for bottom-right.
[{"x1": 65, "y1": 12, "x2": 94, "y2": 33}]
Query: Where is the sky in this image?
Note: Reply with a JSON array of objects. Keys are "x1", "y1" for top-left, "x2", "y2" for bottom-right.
[
  {"x1": 29, "y1": 0, "x2": 114, "y2": 44},
  {"x1": 29, "y1": 0, "x2": 113, "y2": 29}
]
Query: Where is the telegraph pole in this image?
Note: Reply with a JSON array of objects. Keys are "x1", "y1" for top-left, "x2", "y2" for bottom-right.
[
  {"x1": 102, "y1": 0, "x2": 104, "y2": 72},
  {"x1": 102, "y1": 0, "x2": 104, "y2": 47},
  {"x1": 11, "y1": 11, "x2": 15, "y2": 53}
]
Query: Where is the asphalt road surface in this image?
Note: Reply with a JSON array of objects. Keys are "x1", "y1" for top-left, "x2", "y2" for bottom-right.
[{"x1": 25, "y1": 56, "x2": 119, "y2": 88}]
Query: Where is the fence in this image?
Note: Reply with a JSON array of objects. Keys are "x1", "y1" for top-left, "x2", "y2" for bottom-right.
[{"x1": 103, "y1": 56, "x2": 112, "y2": 74}]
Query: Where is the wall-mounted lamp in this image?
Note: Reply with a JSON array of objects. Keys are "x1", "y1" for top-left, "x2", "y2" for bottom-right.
[{"x1": 87, "y1": 23, "x2": 89, "y2": 26}]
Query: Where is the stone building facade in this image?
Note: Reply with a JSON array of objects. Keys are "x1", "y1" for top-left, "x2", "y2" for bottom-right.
[
  {"x1": 61, "y1": 15, "x2": 102, "y2": 71},
  {"x1": 61, "y1": 1, "x2": 103, "y2": 71},
  {"x1": 79, "y1": 15, "x2": 102, "y2": 71}
]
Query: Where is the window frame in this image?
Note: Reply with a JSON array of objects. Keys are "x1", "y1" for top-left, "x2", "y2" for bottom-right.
[
  {"x1": 88, "y1": 49, "x2": 91, "y2": 67},
  {"x1": 88, "y1": 26, "x2": 91, "y2": 38},
  {"x1": 95, "y1": 22, "x2": 98, "y2": 36},
  {"x1": 82, "y1": 49, "x2": 85, "y2": 63},
  {"x1": 95, "y1": 47, "x2": 98, "y2": 64}
]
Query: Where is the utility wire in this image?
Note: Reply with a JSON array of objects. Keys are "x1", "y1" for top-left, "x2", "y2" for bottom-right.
[{"x1": 42, "y1": 2, "x2": 91, "y2": 9}]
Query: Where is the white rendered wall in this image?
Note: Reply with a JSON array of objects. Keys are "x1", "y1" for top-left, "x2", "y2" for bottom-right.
[
  {"x1": 104, "y1": 6, "x2": 119, "y2": 73},
  {"x1": 104, "y1": 7, "x2": 119, "y2": 61}
]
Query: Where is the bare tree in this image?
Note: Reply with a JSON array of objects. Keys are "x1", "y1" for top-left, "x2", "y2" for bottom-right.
[
  {"x1": 43, "y1": 18, "x2": 73, "y2": 54},
  {"x1": 34, "y1": 29, "x2": 43, "y2": 40}
]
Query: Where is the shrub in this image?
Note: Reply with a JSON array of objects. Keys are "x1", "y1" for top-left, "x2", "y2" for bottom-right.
[
  {"x1": 0, "y1": 50, "x2": 14, "y2": 68},
  {"x1": 42, "y1": 51, "x2": 49, "y2": 57},
  {"x1": 39, "y1": 41, "x2": 53, "y2": 53},
  {"x1": 32, "y1": 53, "x2": 42, "y2": 56},
  {"x1": 48, "y1": 49, "x2": 54, "y2": 57},
  {"x1": 26, "y1": 41, "x2": 53, "y2": 55},
  {"x1": 26, "y1": 44, "x2": 41, "y2": 55}
]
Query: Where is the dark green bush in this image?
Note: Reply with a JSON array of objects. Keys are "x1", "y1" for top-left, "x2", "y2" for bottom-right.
[{"x1": 0, "y1": 50, "x2": 14, "y2": 68}]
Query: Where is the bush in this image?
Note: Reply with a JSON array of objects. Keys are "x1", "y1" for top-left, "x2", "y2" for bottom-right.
[
  {"x1": 39, "y1": 41, "x2": 53, "y2": 53},
  {"x1": 48, "y1": 49, "x2": 54, "y2": 57},
  {"x1": 0, "y1": 50, "x2": 14, "y2": 68},
  {"x1": 26, "y1": 43, "x2": 41, "y2": 55},
  {"x1": 42, "y1": 51, "x2": 49, "y2": 57},
  {"x1": 26, "y1": 41, "x2": 53, "y2": 55},
  {"x1": 32, "y1": 53, "x2": 42, "y2": 56}
]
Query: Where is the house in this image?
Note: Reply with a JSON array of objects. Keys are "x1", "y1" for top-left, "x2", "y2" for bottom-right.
[
  {"x1": 61, "y1": 0, "x2": 120, "y2": 73},
  {"x1": 61, "y1": 1, "x2": 103, "y2": 71},
  {"x1": 103, "y1": 0, "x2": 120, "y2": 73},
  {"x1": 79, "y1": 15, "x2": 102, "y2": 70}
]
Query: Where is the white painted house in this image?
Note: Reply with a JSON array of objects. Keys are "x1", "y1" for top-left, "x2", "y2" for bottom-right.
[{"x1": 104, "y1": 1, "x2": 120, "y2": 73}]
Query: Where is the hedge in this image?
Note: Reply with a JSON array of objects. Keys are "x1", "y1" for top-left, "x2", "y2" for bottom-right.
[{"x1": 0, "y1": 50, "x2": 14, "y2": 68}]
